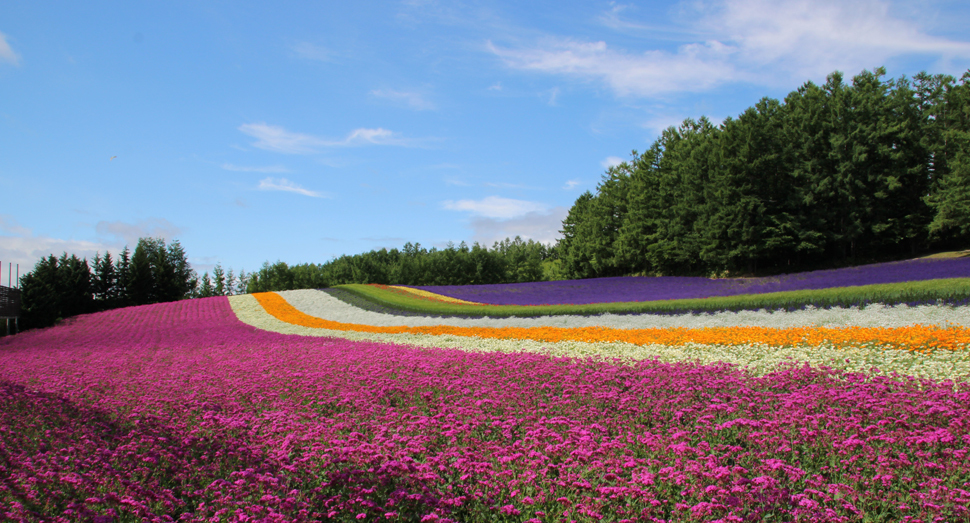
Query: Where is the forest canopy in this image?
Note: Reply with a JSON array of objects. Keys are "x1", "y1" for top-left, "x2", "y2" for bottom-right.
[{"x1": 557, "y1": 68, "x2": 970, "y2": 279}]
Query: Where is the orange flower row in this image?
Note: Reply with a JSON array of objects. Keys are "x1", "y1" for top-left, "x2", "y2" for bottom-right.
[{"x1": 252, "y1": 292, "x2": 970, "y2": 352}]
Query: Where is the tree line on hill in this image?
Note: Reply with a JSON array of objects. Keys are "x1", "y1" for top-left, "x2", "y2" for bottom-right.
[
  {"x1": 558, "y1": 68, "x2": 970, "y2": 279},
  {"x1": 16, "y1": 238, "x2": 245, "y2": 330},
  {"x1": 245, "y1": 237, "x2": 557, "y2": 293}
]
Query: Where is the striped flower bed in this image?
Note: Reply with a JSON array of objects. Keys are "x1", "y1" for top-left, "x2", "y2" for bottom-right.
[{"x1": 230, "y1": 291, "x2": 970, "y2": 384}]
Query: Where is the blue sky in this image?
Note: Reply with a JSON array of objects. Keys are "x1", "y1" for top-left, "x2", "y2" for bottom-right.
[{"x1": 2, "y1": 0, "x2": 970, "y2": 280}]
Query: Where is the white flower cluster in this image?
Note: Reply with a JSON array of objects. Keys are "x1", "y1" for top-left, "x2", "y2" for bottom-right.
[{"x1": 229, "y1": 294, "x2": 970, "y2": 384}]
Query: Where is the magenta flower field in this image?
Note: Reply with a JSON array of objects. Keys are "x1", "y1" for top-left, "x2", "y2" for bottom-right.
[{"x1": 2, "y1": 297, "x2": 970, "y2": 522}]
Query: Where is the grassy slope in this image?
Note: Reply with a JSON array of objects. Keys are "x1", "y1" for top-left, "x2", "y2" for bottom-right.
[{"x1": 334, "y1": 278, "x2": 970, "y2": 318}]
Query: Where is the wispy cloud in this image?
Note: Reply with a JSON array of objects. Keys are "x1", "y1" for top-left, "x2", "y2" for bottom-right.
[
  {"x1": 370, "y1": 89, "x2": 435, "y2": 110},
  {"x1": 293, "y1": 42, "x2": 334, "y2": 62},
  {"x1": 0, "y1": 214, "x2": 31, "y2": 236},
  {"x1": 0, "y1": 31, "x2": 21, "y2": 66},
  {"x1": 563, "y1": 179, "x2": 581, "y2": 190},
  {"x1": 488, "y1": 82, "x2": 503, "y2": 91},
  {"x1": 238, "y1": 124, "x2": 324, "y2": 154},
  {"x1": 598, "y1": 3, "x2": 699, "y2": 39},
  {"x1": 601, "y1": 156, "x2": 624, "y2": 169},
  {"x1": 444, "y1": 177, "x2": 471, "y2": 186},
  {"x1": 489, "y1": 0, "x2": 970, "y2": 99},
  {"x1": 442, "y1": 196, "x2": 547, "y2": 219},
  {"x1": 543, "y1": 86, "x2": 560, "y2": 106},
  {"x1": 238, "y1": 123, "x2": 416, "y2": 154},
  {"x1": 221, "y1": 163, "x2": 290, "y2": 173},
  {"x1": 257, "y1": 177, "x2": 327, "y2": 198}
]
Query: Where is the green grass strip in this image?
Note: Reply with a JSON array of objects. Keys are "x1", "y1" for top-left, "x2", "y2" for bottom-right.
[{"x1": 334, "y1": 278, "x2": 970, "y2": 317}]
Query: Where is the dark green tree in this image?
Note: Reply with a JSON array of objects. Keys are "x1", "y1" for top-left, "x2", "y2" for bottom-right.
[
  {"x1": 56, "y1": 253, "x2": 92, "y2": 319},
  {"x1": 212, "y1": 264, "x2": 226, "y2": 296},
  {"x1": 19, "y1": 256, "x2": 61, "y2": 329},
  {"x1": 114, "y1": 246, "x2": 131, "y2": 306},
  {"x1": 928, "y1": 72, "x2": 970, "y2": 242},
  {"x1": 558, "y1": 191, "x2": 596, "y2": 279},
  {"x1": 92, "y1": 251, "x2": 117, "y2": 308},
  {"x1": 128, "y1": 239, "x2": 157, "y2": 305}
]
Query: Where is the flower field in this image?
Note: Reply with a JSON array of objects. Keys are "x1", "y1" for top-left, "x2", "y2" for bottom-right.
[
  {"x1": 3, "y1": 273, "x2": 970, "y2": 521},
  {"x1": 409, "y1": 256, "x2": 970, "y2": 305}
]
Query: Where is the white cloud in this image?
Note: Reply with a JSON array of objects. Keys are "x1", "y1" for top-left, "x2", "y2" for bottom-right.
[
  {"x1": 238, "y1": 123, "x2": 414, "y2": 154},
  {"x1": 0, "y1": 31, "x2": 20, "y2": 66},
  {"x1": 488, "y1": 82, "x2": 503, "y2": 91},
  {"x1": 257, "y1": 177, "x2": 327, "y2": 198},
  {"x1": 563, "y1": 179, "x2": 581, "y2": 190},
  {"x1": 489, "y1": 0, "x2": 970, "y2": 98},
  {"x1": 0, "y1": 236, "x2": 119, "y2": 279},
  {"x1": 467, "y1": 207, "x2": 569, "y2": 246},
  {"x1": 700, "y1": 0, "x2": 970, "y2": 79},
  {"x1": 601, "y1": 156, "x2": 625, "y2": 169},
  {"x1": 488, "y1": 37, "x2": 736, "y2": 98},
  {"x1": 95, "y1": 218, "x2": 184, "y2": 246},
  {"x1": 370, "y1": 89, "x2": 435, "y2": 110},
  {"x1": 0, "y1": 217, "x2": 189, "y2": 280},
  {"x1": 221, "y1": 163, "x2": 290, "y2": 173},
  {"x1": 442, "y1": 196, "x2": 547, "y2": 219},
  {"x1": 293, "y1": 42, "x2": 334, "y2": 62}
]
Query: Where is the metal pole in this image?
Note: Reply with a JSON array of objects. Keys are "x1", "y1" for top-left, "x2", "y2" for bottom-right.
[{"x1": 15, "y1": 264, "x2": 18, "y2": 289}]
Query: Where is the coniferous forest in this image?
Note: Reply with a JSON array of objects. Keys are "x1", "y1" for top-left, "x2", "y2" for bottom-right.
[{"x1": 558, "y1": 68, "x2": 970, "y2": 279}]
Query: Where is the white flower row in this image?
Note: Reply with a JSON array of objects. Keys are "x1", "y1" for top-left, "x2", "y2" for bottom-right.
[
  {"x1": 229, "y1": 294, "x2": 970, "y2": 384},
  {"x1": 277, "y1": 289, "x2": 970, "y2": 329}
]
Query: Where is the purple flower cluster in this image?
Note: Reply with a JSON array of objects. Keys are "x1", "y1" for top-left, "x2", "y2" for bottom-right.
[
  {"x1": 2, "y1": 297, "x2": 970, "y2": 521},
  {"x1": 413, "y1": 257, "x2": 970, "y2": 305}
]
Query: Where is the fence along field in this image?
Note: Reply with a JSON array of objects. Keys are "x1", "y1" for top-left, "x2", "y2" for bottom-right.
[{"x1": 3, "y1": 254, "x2": 970, "y2": 521}]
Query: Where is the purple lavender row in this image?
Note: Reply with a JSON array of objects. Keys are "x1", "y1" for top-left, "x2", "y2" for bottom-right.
[
  {"x1": 412, "y1": 256, "x2": 970, "y2": 305},
  {"x1": 2, "y1": 297, "x2": 970, "y2": 521}
]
